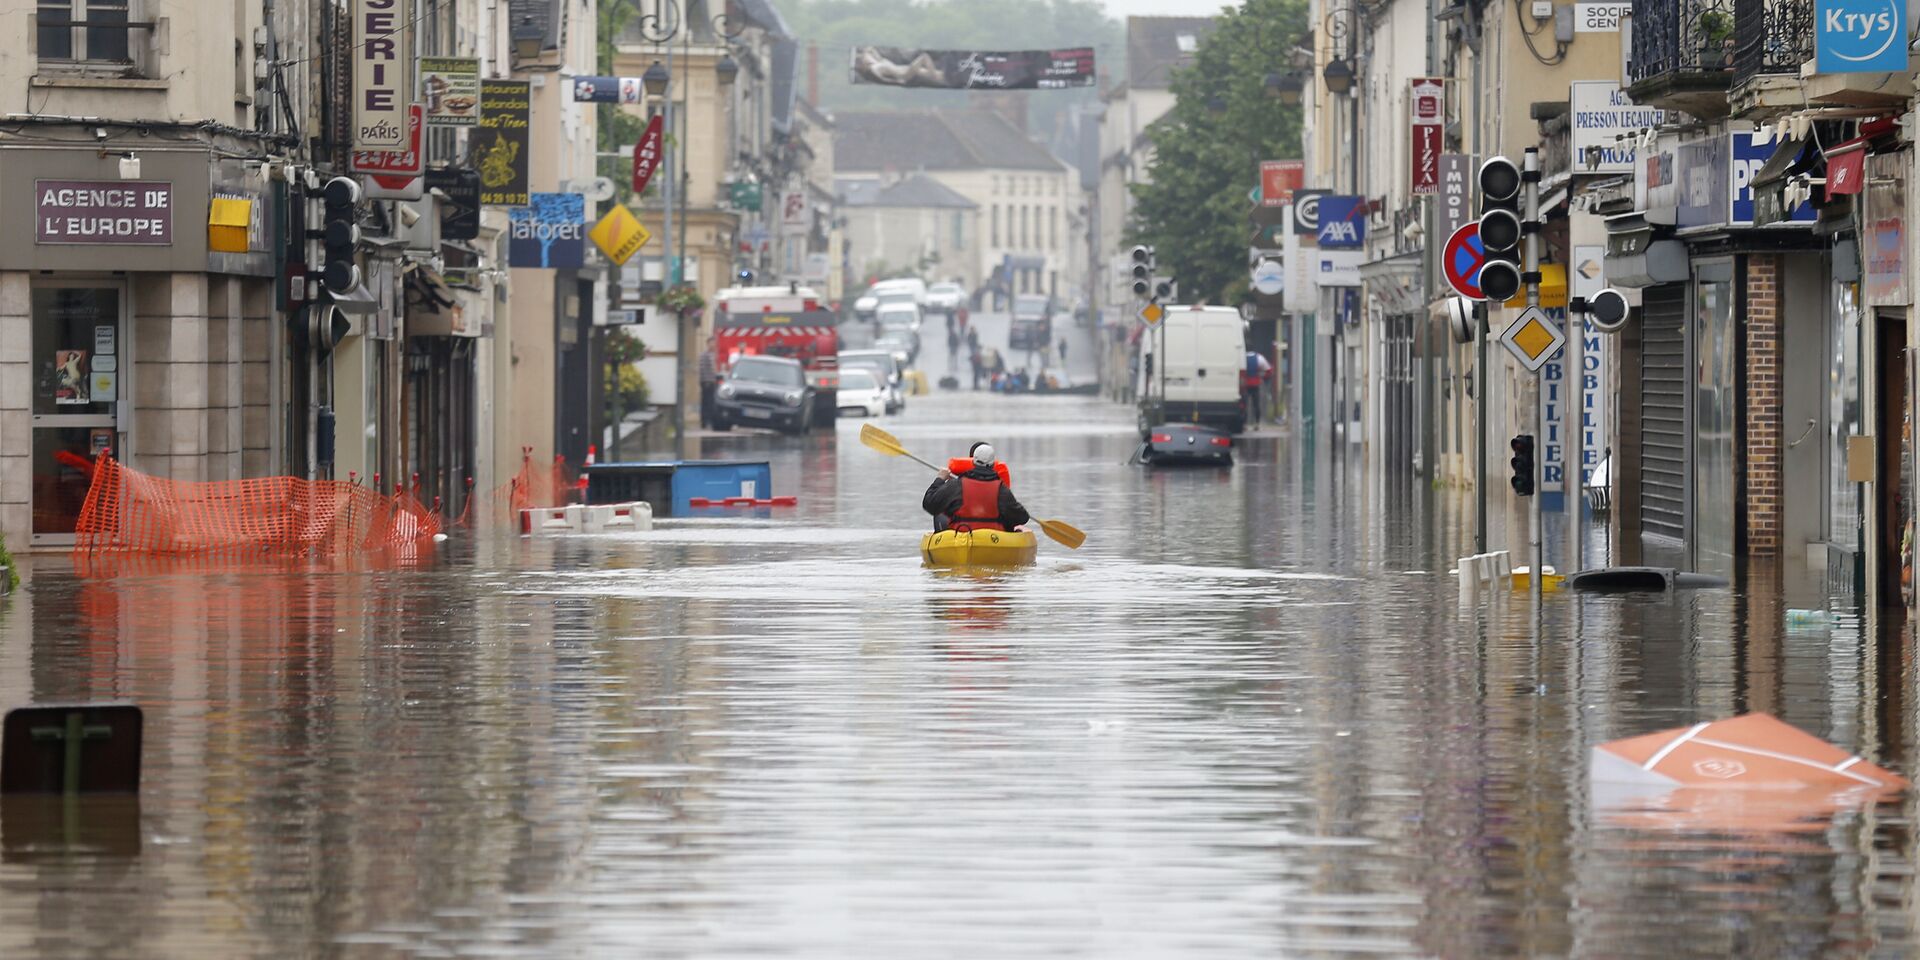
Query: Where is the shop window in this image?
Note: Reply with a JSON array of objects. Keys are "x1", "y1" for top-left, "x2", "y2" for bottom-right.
[{"x1": 991, "y1": 205, "x2": 999, "y2": 246}]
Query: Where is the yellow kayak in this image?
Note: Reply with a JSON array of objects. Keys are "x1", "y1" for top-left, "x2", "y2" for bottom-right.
[{"x1": 921, "y1": 528, "x2": 1039, "y2": 567}]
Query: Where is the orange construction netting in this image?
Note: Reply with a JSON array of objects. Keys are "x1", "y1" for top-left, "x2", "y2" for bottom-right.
[
  {"x1": 74, "y1": 453, "x2": 443, "y2": 554},
  {"x1": 464, "y1": 450, "x2": 574, "y2": 528}
]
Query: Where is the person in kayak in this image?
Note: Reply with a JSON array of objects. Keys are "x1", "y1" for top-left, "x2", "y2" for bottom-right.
[{"x1": 924, "y1": 442, "x2": 1030, "y2": 533}]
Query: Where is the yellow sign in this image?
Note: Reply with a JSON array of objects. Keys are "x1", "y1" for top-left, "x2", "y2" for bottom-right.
[
  {"x1": 1138, "y1": 301, "x2": 1165, "y2": 327},
  {"x1": 1504, "y1": 262, "x2": 1567, "y2": 309},
  {"x1": 207, "y1": 197, "x2": 253, "y2": 254},
  {"x1": 590, "y1": 205, "x2": 651, "y2": 266},
  {"x1": 1496, "y1": 305, "x2": 1566, "y2": 373}
]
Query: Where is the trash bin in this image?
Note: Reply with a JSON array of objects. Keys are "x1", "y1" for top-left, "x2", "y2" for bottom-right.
[{"x1": 585, "y1": 460, "x2": 773, "y2": 517}]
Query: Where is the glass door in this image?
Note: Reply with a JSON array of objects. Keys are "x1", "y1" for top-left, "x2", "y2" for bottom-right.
[
  {"x1": 1691, "y1": 260, "x2": 1736, "y2": 576},
  {"x1": 30, "y1": 281, "x2": 124, "y2": 545}
]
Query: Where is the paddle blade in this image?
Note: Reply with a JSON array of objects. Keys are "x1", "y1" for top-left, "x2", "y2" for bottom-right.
[
  {"x1": 1037, "y1": 518, "x2": 1086, "y2": 550},
  {"x1": 860, "y1": 422, "x2": 908, "y2": 457}
]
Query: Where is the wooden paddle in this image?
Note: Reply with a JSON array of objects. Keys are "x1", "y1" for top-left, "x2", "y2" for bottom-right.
[{"x1": 858, "y1": 423, "x2": 1087, "y2": 550}]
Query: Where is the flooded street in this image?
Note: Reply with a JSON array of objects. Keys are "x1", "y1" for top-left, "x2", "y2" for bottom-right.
[{"x1": 2, "y1": 346, "x2": 1916, "y2": 957}]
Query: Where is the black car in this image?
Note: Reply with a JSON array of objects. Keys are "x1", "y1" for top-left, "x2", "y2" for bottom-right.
[
  {"x1": 714, "y1": 356, "x2": 817, "y2": 434},
  {"x1": 1137, "y1": 422, "x2": 1233, "y2": 466}
]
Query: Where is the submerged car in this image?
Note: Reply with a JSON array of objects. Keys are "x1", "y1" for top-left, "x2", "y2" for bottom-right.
[
  {"x1": 1138, "y1": 422, "x2": 1233, "y2": 466},
  {"x1": 839, "y1": 349, "x2": 905, "y2": 413},
  {"x1": 836, "y1": 369, "x2": 888, "y2": 418},
  {"x1": 714, "y1": 355, "x2": 816, "y2": 435}
]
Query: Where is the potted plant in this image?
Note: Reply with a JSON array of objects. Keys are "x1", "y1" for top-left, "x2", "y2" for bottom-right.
[
  {"x1": 1698, "y1": 10, "x2": 1734, "y2": 67},
  {"x1": 0, "y1": 531, "x2": 16, "y2": 595}
]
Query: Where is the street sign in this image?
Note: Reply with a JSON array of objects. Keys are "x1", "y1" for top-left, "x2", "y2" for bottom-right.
[
  {"x1": 1250, "y1": 259, "x2": 1285, "y2": 296},
  {"x1": 1442, "y1": 223, "x2": 1486, "y2": 300},
  {"x1": 1498, "y1": 305, "x2": 1566, "y2": 372},
  {"x1": 1292, "y1": 190, "x2": 1327, "y2": 235},
  {"x1": 590, "y1": 205, "x2": 651, "y2": 266},
  {"x1": 1138, "y1": 301, "x2": 1165, "y2": 327}
]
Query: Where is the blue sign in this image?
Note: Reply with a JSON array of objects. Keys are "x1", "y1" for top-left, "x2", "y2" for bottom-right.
[
  {"x1": 1816, "y1": 0, "x2": 1907, "y2": 74},
  {"x1": 509, "y1": 193, "x2": 586, "y2": 268},
  {"x1": 1316, "y1": 195, "x2": 1366, "y2": 248},
  {"x1": 1731, "y1": 131, "x2": 1816, "y2": 225}
]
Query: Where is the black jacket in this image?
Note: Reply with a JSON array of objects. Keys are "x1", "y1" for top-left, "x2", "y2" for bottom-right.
[{"x1": 923, "y1": 466, "x2": 1030, "y2": 530}]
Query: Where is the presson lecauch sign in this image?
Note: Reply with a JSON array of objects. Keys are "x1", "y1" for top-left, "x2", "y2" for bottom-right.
[
  {"x1": 353, "y1": 0, "x2": 412, "y2": 151},
  {"x1": 1571, "y1": 81, "x2": 1664, "y2": 174}
]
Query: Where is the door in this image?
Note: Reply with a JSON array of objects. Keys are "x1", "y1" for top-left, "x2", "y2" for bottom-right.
[
  {"x1": 30, "y1": 281, "x2": 125, "y2": 545},
  {"x1": 1639, "y1": 284, "x2": 1687, "y2": 543},
  {"x1": 1875, "y1": 311, "x2": 1909, "y2": 607},
  {"x1": 1691, "y1": 260, "x2": 1737, "y2": 576}
]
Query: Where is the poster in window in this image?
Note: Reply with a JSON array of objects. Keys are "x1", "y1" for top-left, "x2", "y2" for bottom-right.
[{"x1": 55, "y1": 350, "x2": 90, "y2": 404}]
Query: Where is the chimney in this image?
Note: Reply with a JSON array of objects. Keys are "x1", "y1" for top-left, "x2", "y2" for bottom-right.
[{"x1": 808, "y1": 43, "x2": 819, "y2": 106}]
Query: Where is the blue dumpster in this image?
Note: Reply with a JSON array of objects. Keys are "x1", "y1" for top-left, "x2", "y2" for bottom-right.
[{"x1": 584, "y1": 460, "x2": 773, "y2": 517}]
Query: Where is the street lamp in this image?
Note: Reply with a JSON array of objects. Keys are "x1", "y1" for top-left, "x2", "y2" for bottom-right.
[
  {"x1": 1271, "y1": 71, "x2": 1304, "y2": 104},
  {"x1": 643, "y1": 59, "x2": 670, "y2": 97},
  {"x1": 716, "y1": 53, "x2": 740, "y2": 87},
  {"x1": 1323, "y1": 57, "x2": 1354, "y2": 95}
]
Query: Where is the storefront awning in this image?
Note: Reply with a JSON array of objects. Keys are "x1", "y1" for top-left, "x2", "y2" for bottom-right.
[
  {"x1": 1824, "y1": 137, "x2": 1869, "y2": 196},
  {"x1": 405, "y1": 264, "x2": 480, "y2": 337},
  {"x1": 1603, "y1": 212, "x2": 1689, "y2": 288},
  {"x1": 1358, "y1": 252, "x2": 1423, "y2": 315}
]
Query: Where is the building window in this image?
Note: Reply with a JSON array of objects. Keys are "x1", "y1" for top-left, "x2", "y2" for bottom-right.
[
  {"x1": 992, "y1": 175, "x2": 1000, "y2": 196},
  {"x1": 952, "y1": 211, "x2": 964, "y2": 250},
  {"x1": 991, "y1": 205, "x2": 1000, "y2": 246},
  {"x1": 38, "y1": 0, "x2": 135, "y2": 65},
  {"x1": 1019, "y1": 206, "x2": 1029, "y2": 248}
]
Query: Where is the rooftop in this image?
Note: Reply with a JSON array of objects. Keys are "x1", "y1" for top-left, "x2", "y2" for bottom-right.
[
  {"x1": 1125, "y1": 16, "x2": 1219, "y2": 90},
  {"x1": 839, "y1": 174, "x2": 978, "y2": 210},
  {"x1": 834, "y1": 110, "x2": 1068, "y2": 174}
]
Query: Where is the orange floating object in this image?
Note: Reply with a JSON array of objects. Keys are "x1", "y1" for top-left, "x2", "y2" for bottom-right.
[{"x1": 1593, "y1": 713, "x2": 1908, "y2": 791}]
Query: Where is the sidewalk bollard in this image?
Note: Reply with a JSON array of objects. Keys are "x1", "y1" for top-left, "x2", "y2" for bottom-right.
[{"x1": 1458, "y1": 557, "x2": 1479, "y2": 605}]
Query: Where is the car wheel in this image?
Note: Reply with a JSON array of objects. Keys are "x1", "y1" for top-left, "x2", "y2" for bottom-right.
[{"x1": 713, "y1": 415, "x2": 732, "y2": 432}]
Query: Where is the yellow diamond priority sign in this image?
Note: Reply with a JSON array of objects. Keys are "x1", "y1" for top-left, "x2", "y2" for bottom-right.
[
  {"x1": 590, "y1": 205, "x2": 651, "y2": 266},
  {"x1": 1497, "y1": 305, "x2": 1565, "y2": 373},
  {"x1": 1138, "y1": 301, "x2": 1165, "y2": 327}
]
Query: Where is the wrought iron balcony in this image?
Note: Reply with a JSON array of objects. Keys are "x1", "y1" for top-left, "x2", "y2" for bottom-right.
[
  {"x1": 1628, "y1": 0, "x2": 1736, "y2": 116},
  {"x1": 1734, "y1": 0, "x2": 1814, "y2": 85}
]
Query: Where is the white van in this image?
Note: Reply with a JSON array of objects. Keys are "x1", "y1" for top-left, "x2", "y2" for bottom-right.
[{"x1": 1136, "y1": 305, "x2": 1247, "y2": 435}]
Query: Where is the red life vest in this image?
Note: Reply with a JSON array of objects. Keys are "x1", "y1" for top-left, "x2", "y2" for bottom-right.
[
  {"x1": 946, "y1": 458, "x2": 1012, "y2": 486},
  {"x1": 952, "y1": 477, "x2": 1005, "y2": 532}
]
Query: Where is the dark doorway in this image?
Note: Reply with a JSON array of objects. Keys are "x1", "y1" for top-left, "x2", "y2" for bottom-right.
[{"x1": 1874, "y1": 311, "x2": 1908, "y2": 609}]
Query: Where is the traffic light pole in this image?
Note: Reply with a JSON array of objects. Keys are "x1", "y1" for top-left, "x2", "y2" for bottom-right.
[{"x1": 1522, "y1": 148, "x2": 1544, "y2": 608}]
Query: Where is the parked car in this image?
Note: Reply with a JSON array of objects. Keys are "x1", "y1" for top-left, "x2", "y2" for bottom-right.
[
  {"x1": 1138, "y1": 422, "x2": 1233, "y2": 466},
  {"x1": 870, "y1": 277, "x2": 928, "y2": 307},
  {"x1": 927, "y1": 282, "x2": 966, "y2": 314},
  {"x1": 1136, "y1": 304, "x2": 1247, "y2": 435},
  {"x1": 836, "y1": 369, "x2": 889, "y2": 418},
  {"x1": 876, "y1": 301, "x2": 923, "y2": 334},
  {"x1": 713, "y1": 355, "x2": 816, "y2": 435},
  {"x1": 839, "y1": 349, "x2": 906, "y2": 413}
]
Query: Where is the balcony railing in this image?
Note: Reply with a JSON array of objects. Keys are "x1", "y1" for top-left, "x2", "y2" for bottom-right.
[
  {"x1": 1733, "y1": 0, "x2": 1814, "y2": 85},
  {"x1": 1629, "y1": 0, "x2": 1736, "y2": 85}
]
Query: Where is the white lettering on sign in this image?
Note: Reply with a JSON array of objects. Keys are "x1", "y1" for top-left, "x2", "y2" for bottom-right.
[
  {"x1": 510, "y1": 220, "x2": 586, "y2": 242},
  {"x1": 1570, "y1": 81, "x2": 1664, "y2": 174},
  {"x1": 1824, "y1": 8, "x2": 1895, "y2": 38},
  {"x1": 1575, "y1": 1, "x2": 1631, "y2": 30},
  {"x1": 35, "y1": 179, "x2": 173, "y2": 245}
]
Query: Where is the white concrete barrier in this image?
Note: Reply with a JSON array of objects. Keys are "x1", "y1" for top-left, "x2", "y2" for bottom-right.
[
  {"x1": 520, "y1": 506, "x2": 581, "y2": 535},
  {"x1": 583, "y1": 502, "x2": 653, "y2": 532}
]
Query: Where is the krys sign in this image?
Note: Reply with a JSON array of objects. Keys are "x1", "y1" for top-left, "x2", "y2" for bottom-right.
[{"x1": 1816, "y1": 0, "x2": 1907, "y2": 74}]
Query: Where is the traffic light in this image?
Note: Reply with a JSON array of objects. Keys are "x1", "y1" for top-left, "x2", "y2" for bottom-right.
[
  {"x1": 1129, "y1": 245, "x2": 1155, "y2": 299},
  {"x1": 1154, "y1": 279, "x2": 1176, "y2": 301},
  {"x1": 321, "y1": 176, "x2": 361, "y2": 295},
  {"x1": 1477, "y1": 157, "x2": 1522, "y2": 303},
  {"x1": 1509, "y1": 433, "x2": 1535, "y2": 497}
]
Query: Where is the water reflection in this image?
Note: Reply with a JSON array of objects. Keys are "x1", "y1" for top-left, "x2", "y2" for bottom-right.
[{"x1": 0, "y1": 392, "x2": 1911, "y2": 957}]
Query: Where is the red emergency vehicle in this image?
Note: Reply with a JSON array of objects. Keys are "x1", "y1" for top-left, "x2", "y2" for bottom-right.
[{"x1": 713, "y1": 284, "x2": 841, "y2": 428}]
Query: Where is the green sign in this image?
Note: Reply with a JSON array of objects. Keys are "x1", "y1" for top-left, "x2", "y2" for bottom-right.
[{"x1": 730, "y1": 180, "x2": 763, "y2": 212}]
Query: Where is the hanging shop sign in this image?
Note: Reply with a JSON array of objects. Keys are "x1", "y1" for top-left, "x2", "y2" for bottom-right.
[
  {"x1": 590, "y1": 205, "x2": 652, "y2": 266},
  {"x1": 421, "y1": 57, "x2": 481, "y2": 126},
  {"x1": 1316, "y1": 195, "x2": 1367, "y2": 248},
  {"x1": 573, "y1": 76, "x2": 648, "y2": 104},
  {"x1": 1438, "y1": 154, "x2": 1475, "y2": 241},
  {"x1": 1864, "y1": 152, "x2": 1907, "y2": 306},
  {"x1": 1291, "y1": 189, "x2": 1327, "y2": 235},
  {"x1": 1251, "y1": 258, "x2": 1285, "y2": 297},
  {"x1": 36, "y1": 180, "x2": 173, "y2": 245},
  {"x1": 848, "y1": 46, "x2": 1095, "y2": 90},
  {"x1": 476, "y1": 80, "x2": 531, "y2": 205},
  {"x1": 1815, "y1": 0, "x2": 1908, "y2": 74},
  {"x1": 353, "y1": 0, "x2": 412, "y2": 151},
  {"x1": 631, "y1": 114, "x2": 665, "y2": 195},
  {"x1": 426, "y1": 168, "x2": 480, "y2": 240},
  {"x1": 1410, "y1": 79, "x2": 1444, "y2": 195},
  {"x1": 509, "y1": 193, "x2": 586, "y2": 269},
  {"x1": 1571, "y1": 81, "x2": 1663, "y2": 174},
  {"x1": 1260, "y1": 160, "x2": 1304, "y2": 208}
]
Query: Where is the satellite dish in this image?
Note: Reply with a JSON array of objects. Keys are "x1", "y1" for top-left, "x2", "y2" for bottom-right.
[
  {"x1": 1589, "y1": 288, "x2": 1630, "y2": 333},
  {"x1": 586, "y1": 177, "x2": 617, "y2": 202}
]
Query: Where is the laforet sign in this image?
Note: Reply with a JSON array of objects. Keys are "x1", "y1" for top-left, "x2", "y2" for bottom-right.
[{"x1": 36, "y1": 180, "x2": 173, "y2": 244}]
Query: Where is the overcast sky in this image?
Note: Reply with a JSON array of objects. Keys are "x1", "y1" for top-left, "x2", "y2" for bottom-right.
[{"x1": 1100, "y1": 0, "x2": 1233, "y2": 17}]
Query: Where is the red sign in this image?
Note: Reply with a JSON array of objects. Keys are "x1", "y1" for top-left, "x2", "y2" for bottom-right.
[
  {"x1": 632, "y1": 114, "x2": 665, "y2": 195},
  {"x1": 1259, "y1": 160, "x2": 1304, "y2": 207},
  {"x1": 1441, "y1": 222, "x2": 1486, "y2": 300},
  {"x1": 350, "y1": 103, "x2": 425, "y2": 186},
  {"x1": 1410, "y1": 78, "x2": 1443, "y2": 195},
  {"x1": 1826, "y1": 139, "x2": 1867, "y2": 196}
]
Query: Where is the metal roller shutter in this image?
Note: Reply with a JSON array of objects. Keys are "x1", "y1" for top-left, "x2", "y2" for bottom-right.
[{"x1": 1640, "y1": 285, "x2": 1686, "y2": 541}]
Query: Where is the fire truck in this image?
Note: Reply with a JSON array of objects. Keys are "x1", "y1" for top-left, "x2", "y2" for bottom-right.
[{"x1": 713, "y1": 283, "x2": 841, "y2": 429}]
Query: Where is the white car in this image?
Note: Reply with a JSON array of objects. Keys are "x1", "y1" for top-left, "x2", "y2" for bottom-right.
[
  {"x1": 840, "y1": 349, "x2": 905, "y2": 413},
  {"x1": 926, "y1": 282, "x2": 966, "y2": 313},
  {"x1": 836, "y1": 369, "x2": 888, "y2": 418}
]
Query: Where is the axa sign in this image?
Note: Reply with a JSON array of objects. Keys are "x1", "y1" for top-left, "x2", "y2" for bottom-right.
[
  {"x1": 1316, "y1": 195, "x2": 1366, "y2": 249},
  {"x1": 1816, "y1": 0, "x2": 1907, "y2": 74}
]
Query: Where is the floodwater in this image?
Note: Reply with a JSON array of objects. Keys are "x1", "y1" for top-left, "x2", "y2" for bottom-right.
[{"x1": 1, "y1": 318, "x2": 1917, "y2": 958}]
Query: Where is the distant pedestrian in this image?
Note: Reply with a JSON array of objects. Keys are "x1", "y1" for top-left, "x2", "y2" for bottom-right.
[
  {"x1": 967, "y1": 327, "x2": 980, "y2": 353},
  {"x1": 697, "y1": 338, "x2": 719, "y2": 429},
  {"x1": 1242, "y1": 349, "x2": 1274, "y2": 426},
  {"x1": 970, "y1": 348, "x2": 984, "y2": 390},
  {"x1": 1057, "y1": 337, "x2": 1069, "y2": 368}
]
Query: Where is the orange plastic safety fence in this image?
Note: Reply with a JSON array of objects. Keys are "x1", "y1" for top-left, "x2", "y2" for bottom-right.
[
  {"x1": 74, "y1": 454, "x2": 443, "y2": 554},
  {"x1": 478, "y1": 451, "x2": 573, "y2": 526}
]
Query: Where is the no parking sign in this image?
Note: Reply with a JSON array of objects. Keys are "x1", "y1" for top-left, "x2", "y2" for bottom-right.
[{"x1": 1442, "y1": 223, "x2": 1487, "y2": 300}]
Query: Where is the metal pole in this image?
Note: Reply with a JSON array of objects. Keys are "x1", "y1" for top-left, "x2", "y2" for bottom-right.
[
  {"x1": 1475, "y1": 300, "x2": 1489, "y2": 554},
  {"x1": 1570, "y1": 298, "x2": 1585, "y2": 574},
  {"x1": 1523, "y1": 147, "x2": 1543, "y2": 607}
]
